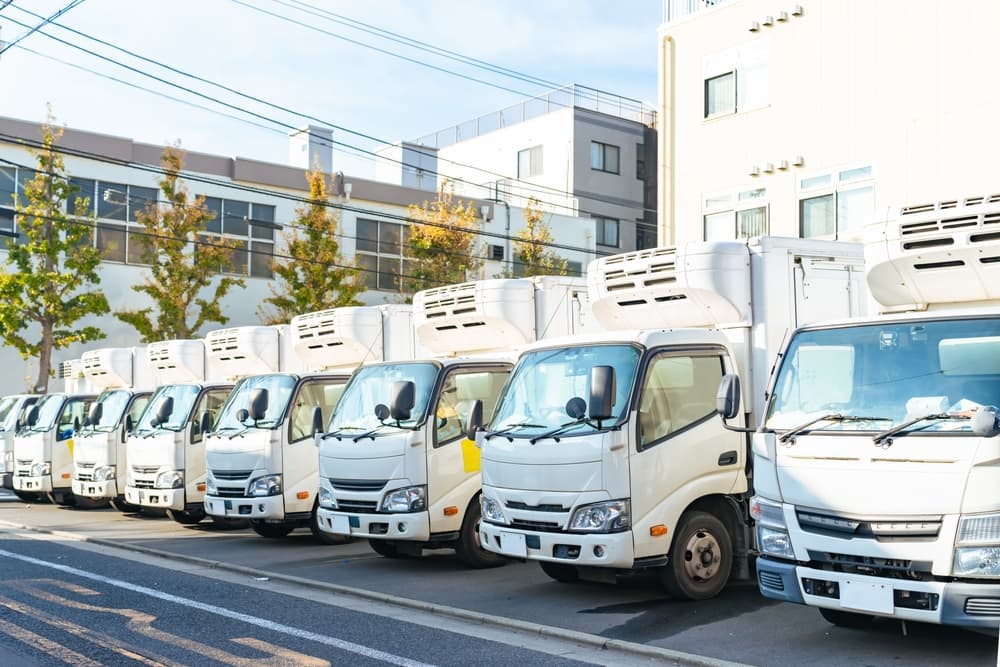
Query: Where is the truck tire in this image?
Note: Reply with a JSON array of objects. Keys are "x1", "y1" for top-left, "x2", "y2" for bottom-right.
[
  {"x1": 110, "y1": 496, "x2": 141, "y2": 513},
  {"x1": 310, "y1": 509, "x2": 350, "y2": 545},
  {"x1": 368, "y1": 538, "x2": 402, "y2": 558},
  {"x1": 818, "y1": 607, "x2": 877, "y2": 628},
  {"x1": 73, "y1": 496, "x2": 110, "y2": 510},
  {"x1": 167, "y1": 508, "x2": 206, "y2": 525},
  {"x1": 539, "y1": 561, "x2": 580, "y2": 583},
  {"x1": 454, "y1": 500, "x2": 506, "y2": 569},
  {"x1": 13, "y1": 491, "x2": 41, "y2": 503},
  {"x1": 249, "y1": 520, "x2": 295, "y2": 538},
  {"x1": 661, "y1": 510, "x2": 733, "y2": 600}
]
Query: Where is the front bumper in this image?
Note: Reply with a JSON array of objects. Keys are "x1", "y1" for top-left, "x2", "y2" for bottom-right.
[
  {"x1": 72, "y1": 479, "x2": 116, "y2": 500},
  {"x1": 13, "y1": 475, "x2": 52, "y2": 493},
  {"x1": 315, "y1": 508, "x2": 430, "y2": 541},
  {"x1": 205, "y1": 494, "x2": 284, "y2": 519},
  {"x1": 479, "y1": 523, "x2": 635, "y2": 568},
  {"x1": 757, "y1": 557, "x2": 1000, "y2": 629},
  {"x1": 124, "y1": 485, "x2": 184, "y2": 510}
]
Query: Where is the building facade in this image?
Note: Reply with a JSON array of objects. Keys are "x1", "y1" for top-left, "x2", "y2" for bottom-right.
[{"x1": 657, "y1": 0, "x2": 1000, "y2": 245}]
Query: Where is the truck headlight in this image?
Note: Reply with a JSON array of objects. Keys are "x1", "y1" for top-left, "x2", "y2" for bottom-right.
[
  {"x1": 380, "y1": 485, "x2": 426, "y2": 513},
  {"x1": 318, "y1": 485, "x2": 337, "y2": 510},
  {"x1": 154, "y1": 470, "x2": 183, "y2": 489},
  {"x1": 93, "y1": 465, "x2": 116, "y2": 482},
  {"x1": 953, "y1": 512, "x2": 1000, "y2": 578},
  {"x1": 480, "y1": 496, "x2": 506, "y2": 524},
  {"x1": 30, "y1": 462, "x2": 50, "y2": 477},
  {"x1": 751, "y1": 496, "x2": 794, "y2": 559},
  {"x1": 248, "y1": 474, "x2": 282, "y2": 497},
  {"x1": 205, "y1": 476, "x2": 217, "y2": 496},
  {"x1": 568, "y1": 499, "x2": 630, "y2": 533},
  {"x1": 750, "y1": 496, "x2": 786, "y2": 528}
]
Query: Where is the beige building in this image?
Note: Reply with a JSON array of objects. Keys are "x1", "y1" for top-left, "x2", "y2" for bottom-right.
[{"x1": 657, "y1": 0, "x2": 1000, "y2": 245}]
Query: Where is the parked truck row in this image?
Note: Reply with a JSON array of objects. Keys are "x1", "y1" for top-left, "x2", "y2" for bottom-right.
[{"x1": 2, "y1": 196, "x2": 997, "y2": 632}]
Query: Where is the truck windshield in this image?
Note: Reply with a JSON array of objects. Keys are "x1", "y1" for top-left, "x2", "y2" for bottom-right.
[
  {"x1": 136, "y1": 385, "x2": 201, "y2": 433},
  {"x1": 490, "y1": 344, "x2": 641, "y2": 438},
  {"x1": 767, "y1": 317, "x2": 1000, "y2": 434},
  {"x1": 87, "y1": 390, "x2": 132, "y2": 432},
  {"x1": 29, "y1": 394, "x2": 66, "y2": 432},
  {"x1": 0, "y1": 397, "x2": 18, "y2": 431},
  {"x1": 214, "y1": 374, "x2": 297, "y2": 431},
  {"x1": 328, "y1": 362, "x2": 438, "y2": 434}
]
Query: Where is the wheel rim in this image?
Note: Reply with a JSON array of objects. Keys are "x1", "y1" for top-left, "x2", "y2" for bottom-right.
[{"x1": 681, "y1": 528, "x2": 722, "y2": 582}]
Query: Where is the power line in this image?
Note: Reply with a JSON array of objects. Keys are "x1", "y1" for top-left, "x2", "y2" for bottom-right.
[
  {"x1": 0, "y1": 0, "x2": 84, "y2": 56},
  {"x1": 3, "y1": 3, "x2": 655, "y2": 218}
]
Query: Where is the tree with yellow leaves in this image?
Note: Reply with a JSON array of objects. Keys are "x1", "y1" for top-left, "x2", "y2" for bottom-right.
[
  {"x1": 405, "y1": 182, "x2": 480, "y2": 294},
  {"x1": 511, "y1": 197, "x2": 568, "y2": 277}
]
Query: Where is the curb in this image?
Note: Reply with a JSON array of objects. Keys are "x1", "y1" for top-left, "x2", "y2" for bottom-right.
[{"x1": 0, "y1": 519, "x2": 746, "y2": 667}]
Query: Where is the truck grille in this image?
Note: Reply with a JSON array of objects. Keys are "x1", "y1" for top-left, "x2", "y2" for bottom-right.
[
  {"x1": 335, "y1": 499, "x2": 378, "y2": 512},
  {"x1": 212, "y1": 470, "x2": 252, "y2": 481},
  {"x1": 758, "y1": 570, "x2": 785, "y2": 592},
  {"x1": 132, "y1": 465, "x2": 159, "y2": 475},
  {"x1": 965, "y1": 598, "x2": 1000, "y2": 616},
  {"x1": 132, "y1": 480, "x2": 154, "y2": 489},
  {"x1": 510, "y1": 519, "x2": 562, "y2": 533},
  {"x1": 796, "y1": 508, "x2": 942, "y2": 541},
  {"x1": 807, "y1": 551, "x2": 932, "y2": 581},
  {"x1": 330, "y1": 478, "x2": 387, "y2": 492},
  {"x1": 505, "y1": 500, "x2": 567, "y2": 512},
  {"x1": 215, "y1": 486, "x2": 246, "y2": 498},
  {"x1": 76, "y1": 473, "x2": 94, "y2": 482}
]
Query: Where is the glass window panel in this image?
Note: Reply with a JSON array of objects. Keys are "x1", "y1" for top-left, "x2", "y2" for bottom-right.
[
  {"x1": 605, "y1": 145, "x2": 620, "y2": 174},
  {"x1": 67, "y1": 178, "x2": 95, "y2": 216},
  {"x1": 518, "y1": 148, "x2": 532, "y2": 179},
  {"x1": 704, "y1": 72, "x2": 736, "y2": 117},
  {"x1": 97, "y1": 223, "x2": 126, "y2": 262},
  {"x1": 738, "y1": 188, "x2": 766, "y2": 201},
  {"x1": 590, "y1": 142, "x2": 602, "y2": 170},
  {"x1": 129, "y1": 186, "x2": 157, "y2": 222},
  {"x1": 737, "y1": 62, "x2": 769, "y2": 110},
  {"x1": 250, "y1": 241, "x2": 274, "y2": 278},
  {"x1": 638, "y1": 354, "x2": 723, "y2": 449},
  {"x1": 223, "y1": 199, "x2": 249, "y2": 236},
  {"x1": 16, "y1": 169, "x2": 37, "y2": 196},
  {"x1": 126, "y1": 227, "x2": 153, "y2": 265},
  {"x1": 704, "y1": 211, "x2": 734, "y2": 241},
  {"x1": 837, "y1": 185, "x2": 874, "y2": 234},
  {"x1": 201, "y1": 196, "x2": 222, "y2": 233},
  {"x1": 800, "y1": 174, "x2": 832, "y2": 190},
  {"x1": 97, "y1": 181, "x2": 127, "y2": 220},
  {"x1": 357, "y1": 252, "x2": 377, "y2": 289},
  {"x1": 839, "y1": 166, "x2": 872, "y2": 182},
  {"x1": 402, "y1": 258, "x2": 418, "y2": 287},
  {"x1": 0, "y1": 167, "x2": 14, "y2": 205},
  {"x1": 705, "y1": 192, "x2": 733, "y2": 209},
  {"x1": 379, "y1": 221, "x2": 401, "y2": 256},
  {"x1": 737, "y1": 206, "x2": 768, "y2": 237},
  {"x1": 356, "y1": 218, "x2": 378, "y2": 253},
  {"x1": 402, "y1": 225, "x2": 414, "y2": 257},
  {"x1": 0, "y1": 206, "x2": 14, "y2": 236},
  {"x1": 226, "y1": 239, "x2": 248, "y2": 275},
  {"x1": 531, "y1": 145, "x2": 543, "y2": 175},
  {"x1": 800, "y1": 194, "x2": 836, "y2": 238},
  {"x1": 377, "y1": 256, "x2": 400, "y2": 291},
  {"x1": 250, "y1": 204, "x2": 276, "y2": 239}
]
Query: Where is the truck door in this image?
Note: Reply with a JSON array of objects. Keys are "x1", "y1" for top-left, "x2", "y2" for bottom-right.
[
  {"x1": 284, "y1": 377, "x2": 348, "y2": 514},
  {"x1": 187, "y1": 389, "x2": 231, "y2": 503},
  {"x1": 426, "y1": 364, "x2": 511, "y2": 533},
  {"x1": 630, "y1": 348, "x2": 743, "y2": 559}
]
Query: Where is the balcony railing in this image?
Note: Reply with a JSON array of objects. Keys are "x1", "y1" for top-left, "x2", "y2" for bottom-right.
[{"x1": 662, "y1": 0, "x2": 732, "y2": 24}]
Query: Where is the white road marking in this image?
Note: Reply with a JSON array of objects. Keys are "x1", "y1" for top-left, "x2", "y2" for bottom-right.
[{"x1": 0, "y1": 548, "x2": 436, "y2": 667}]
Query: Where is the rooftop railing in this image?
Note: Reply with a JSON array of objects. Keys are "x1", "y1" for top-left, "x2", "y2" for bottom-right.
[{"x1": 662, "y1": 0, "x2": 732, "y2": 24}]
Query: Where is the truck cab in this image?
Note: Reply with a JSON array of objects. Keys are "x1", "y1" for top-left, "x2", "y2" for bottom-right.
[
  {"x1": 0, "y1": 394, "x2": 39, "y2": 490},
  {"x1": 124, "y1": 339, "x2": 233, "y2": 523},
  {"x1": 72, "y1": 347, "x2": 153, "y2": 510},
  {"x1": 748, "y1": 197, "x2": 1000, "y2": 629},
  {"x1": 204, "y1": 306, "x2": 414, "y2": 543},
  {"x1": 315, "y1": 277, "x2": 589, "y2": 567}
]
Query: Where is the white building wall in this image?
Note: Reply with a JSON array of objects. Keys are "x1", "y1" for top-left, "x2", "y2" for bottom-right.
[{"x1": 658, "y1": 0, "x2": 1000, "y2": 245}]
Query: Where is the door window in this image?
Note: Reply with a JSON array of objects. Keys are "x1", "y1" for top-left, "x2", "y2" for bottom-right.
[
  {"x1": 434, "y1": 367, "x2": 510, "y2": 447},
  {"x1": 192, "y1": 389, "x2": 232, "y2": 444},
  {"x1": 637, "y1": 352, "x2": 725, "y2": 450},
  {"x1": 288, "y1": 378, "x2": 348, "y2": 443}
]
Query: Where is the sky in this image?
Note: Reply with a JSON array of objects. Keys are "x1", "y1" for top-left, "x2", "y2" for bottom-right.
[{"x1": 0, "y1": 0, "x2": 661, "y2": 180}]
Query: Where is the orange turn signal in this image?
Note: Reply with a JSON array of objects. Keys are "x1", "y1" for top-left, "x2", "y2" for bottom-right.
[
  {"x1": 196, "y1": 483, "x2": 206, "y2": 492},
  {"x1": 297, "y1": 491, "x2": 309, "y2": 500},
  {"x1": 443, "y1": 506, "x2": 459, "y2": 516},
  {"x1": 61, "y1": 473, "x2": 71, "y2": 480},
  {"x1": 650, "y1": 524, "x2": 668, "y2": 537}
]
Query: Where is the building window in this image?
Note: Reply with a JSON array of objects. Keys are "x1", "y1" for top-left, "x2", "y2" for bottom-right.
[
  {"x1": 594, "y1": 216, "x2": 620, "y2": 247},
  {"x1": 356, "y1": 218, "x2": 411, "y2": 292},
  {"x1": 636, "y1": 220, "x2": 656, "y2": 250},
  {"x1": 703, "y1": 42, "x2": 769, "y2": 119},
  {"x1": 704, "y1": 72, "x2": 736, "y2": 117},
  {"x1": 635, "y1": 143, "x2": 646, "y2": 181},
  {"x1": 517, "y1": 145, "x2": 543, "y2": 178},
  {"x1": 590, "y1": 142, "x2": 620, "y2": 174},
  {"x1": 198, "y1": 197, "x2": 276, "y2": 278},
  {"x1": 798, "y1": 166, "x2": 874, "y2": 239},
  {"x1": 703, "y1": 188, "x2": 769, "y2": 241}
]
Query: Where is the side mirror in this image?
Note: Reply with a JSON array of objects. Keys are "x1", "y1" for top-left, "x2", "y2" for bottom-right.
[
  {"x1": 74, "y1": 416, "x2": 81, "y2": 432},
  {"x1": 123, "y1": 414, "x2": 134, "y2": 443},
  {"x1": 589, "y1": 365, "x2": 615, "y2": 421},
  {"x1": 374, "y1": 404, "x2": 390, "y2": 421},
  {"x1": 464, "y1": 399, "x2": 483, "y2": 442},
  {"x1": 716, "y1": 373, "x2": 754, "y2": 433},
  {"x1": 565, "y1": 396, "x2": 586, "y2": 420},
  {"x1": 88, "y1": 402, "x2": 103, "y2": 426},
  {"x1": 200, "y1": 411, "x2": 213, "y2": 435},
  {"x1": 971, "y1": 406, "x2": 1000, "y2": 438},
  {"x1": 249, "y1": 388, "x2": 268, "y2": 422},
  {"x1": 311, "y1": 406, "x2": 324, "y2": 437},
  {"x1": 389, "y1": 381, "x2": 415, "y2": 422},
  {"x1": 236, "y1": 408, "x2": 249, "y2": 423},
  {"x1": 26, "y1": 405, "x2": 39, "y2": 427},
  {"x1": 152, "y1": 396, "x2": 174, "y2": 427}
]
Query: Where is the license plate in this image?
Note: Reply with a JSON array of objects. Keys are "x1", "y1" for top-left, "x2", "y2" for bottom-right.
[
  {"x1": 224, "y1": 500, "x2": 232, "y2": 511},
  {"x1": 498, "y1": 531, "x2": 528, "y2": 558},
  {"x1": 840, "y1": 579, "x2": 893, "y2": 614},
  {"x1": 329, "y1": 514, "x2": 351, "y2": 535}
]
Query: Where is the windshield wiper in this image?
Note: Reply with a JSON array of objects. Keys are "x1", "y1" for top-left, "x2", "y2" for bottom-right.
[
  {"x1": 484, "y1": 421, "x2": 544, "y2": 442},
  {"x1": 353, "y1": 423, "x2": 395, "y2": 442},
  {"x1": 321, "y1": 426, "x2": 363, "y2": 441},
  {"x1": 871, "y1": 413, "x2": 970, "y2": 446},
  {"x1": 779, "y1": 414, "x2": 892, "y2": 443},
  {"x1": 529, "y1": 418, "x2": 600, "y2": 445}
]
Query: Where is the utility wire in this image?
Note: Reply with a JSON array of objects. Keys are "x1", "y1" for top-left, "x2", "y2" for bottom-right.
[{"x1": 0, "y1": 0, "x2": 83, "y2": 56}]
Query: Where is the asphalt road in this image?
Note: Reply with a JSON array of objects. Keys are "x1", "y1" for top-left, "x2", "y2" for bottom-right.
[{"x1": 0, "y1": 492, "x2": 996, "y2": 667}]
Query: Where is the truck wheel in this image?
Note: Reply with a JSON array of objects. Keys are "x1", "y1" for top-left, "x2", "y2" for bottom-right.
[
  {"x1": 455, "y1": 500, "x2": 506, "y2": 569},
  {"x1": 167, "y1": 508, "x2": 206, "y2": 525},
  {"x1": 310, "y1": 509, "x2": 351, "y2": 545},
  {"x1": 368, "y1": 539, "x2": 402, "y2": 558},
  {"x1": 110, "y1": 497, "x2": 141, "y2": 513},
  {"x1": 73, "y1": 496, "x2": 109, "y2": 510},
  {"x1": 13, "y1": 491, "x2": 41, "y2": 503},
  {"x1": 249, "y1": 520, "x2": 295, "y2": 538},
  {"x1": 818, "y1": 608, "x2": 877, "y2": 628},
  {"x1": 661, "y1": 510, "x2": 733, "y2": 600},
  {"x1": 539, "y1": 561, "x2": 579, "y2": 583}
]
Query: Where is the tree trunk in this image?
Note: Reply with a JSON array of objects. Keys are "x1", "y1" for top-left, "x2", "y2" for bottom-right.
[{"x1": 35, "y1": 320, "x2": 54, "y2": 394}]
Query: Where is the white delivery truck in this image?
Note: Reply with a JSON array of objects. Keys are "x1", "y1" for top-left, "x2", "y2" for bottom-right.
[
  {"x1": 124, "y1": 339, "x2": 234, "y2": 523},
  {"x1": 0, "y1": 394, "x2": 40, "y2": 490},
  {"x1": 315, "y1": 277, "x2": 589, "y2": 567},
  {"x1": 12, "y1": 360, "x2": 96, "y2": 505},
  {"x1": 476, "y1": 238, "x2": 867, "y2": 598},
  {"x1": 72, "y1": 347, "x2": 154, "y2": 510},
  {"x1": 204, "y1": 306, "x2": 415, "y2": 543},
  {"x1": 738, "y1": 197, "x2": 1000, "y2": 629}
]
